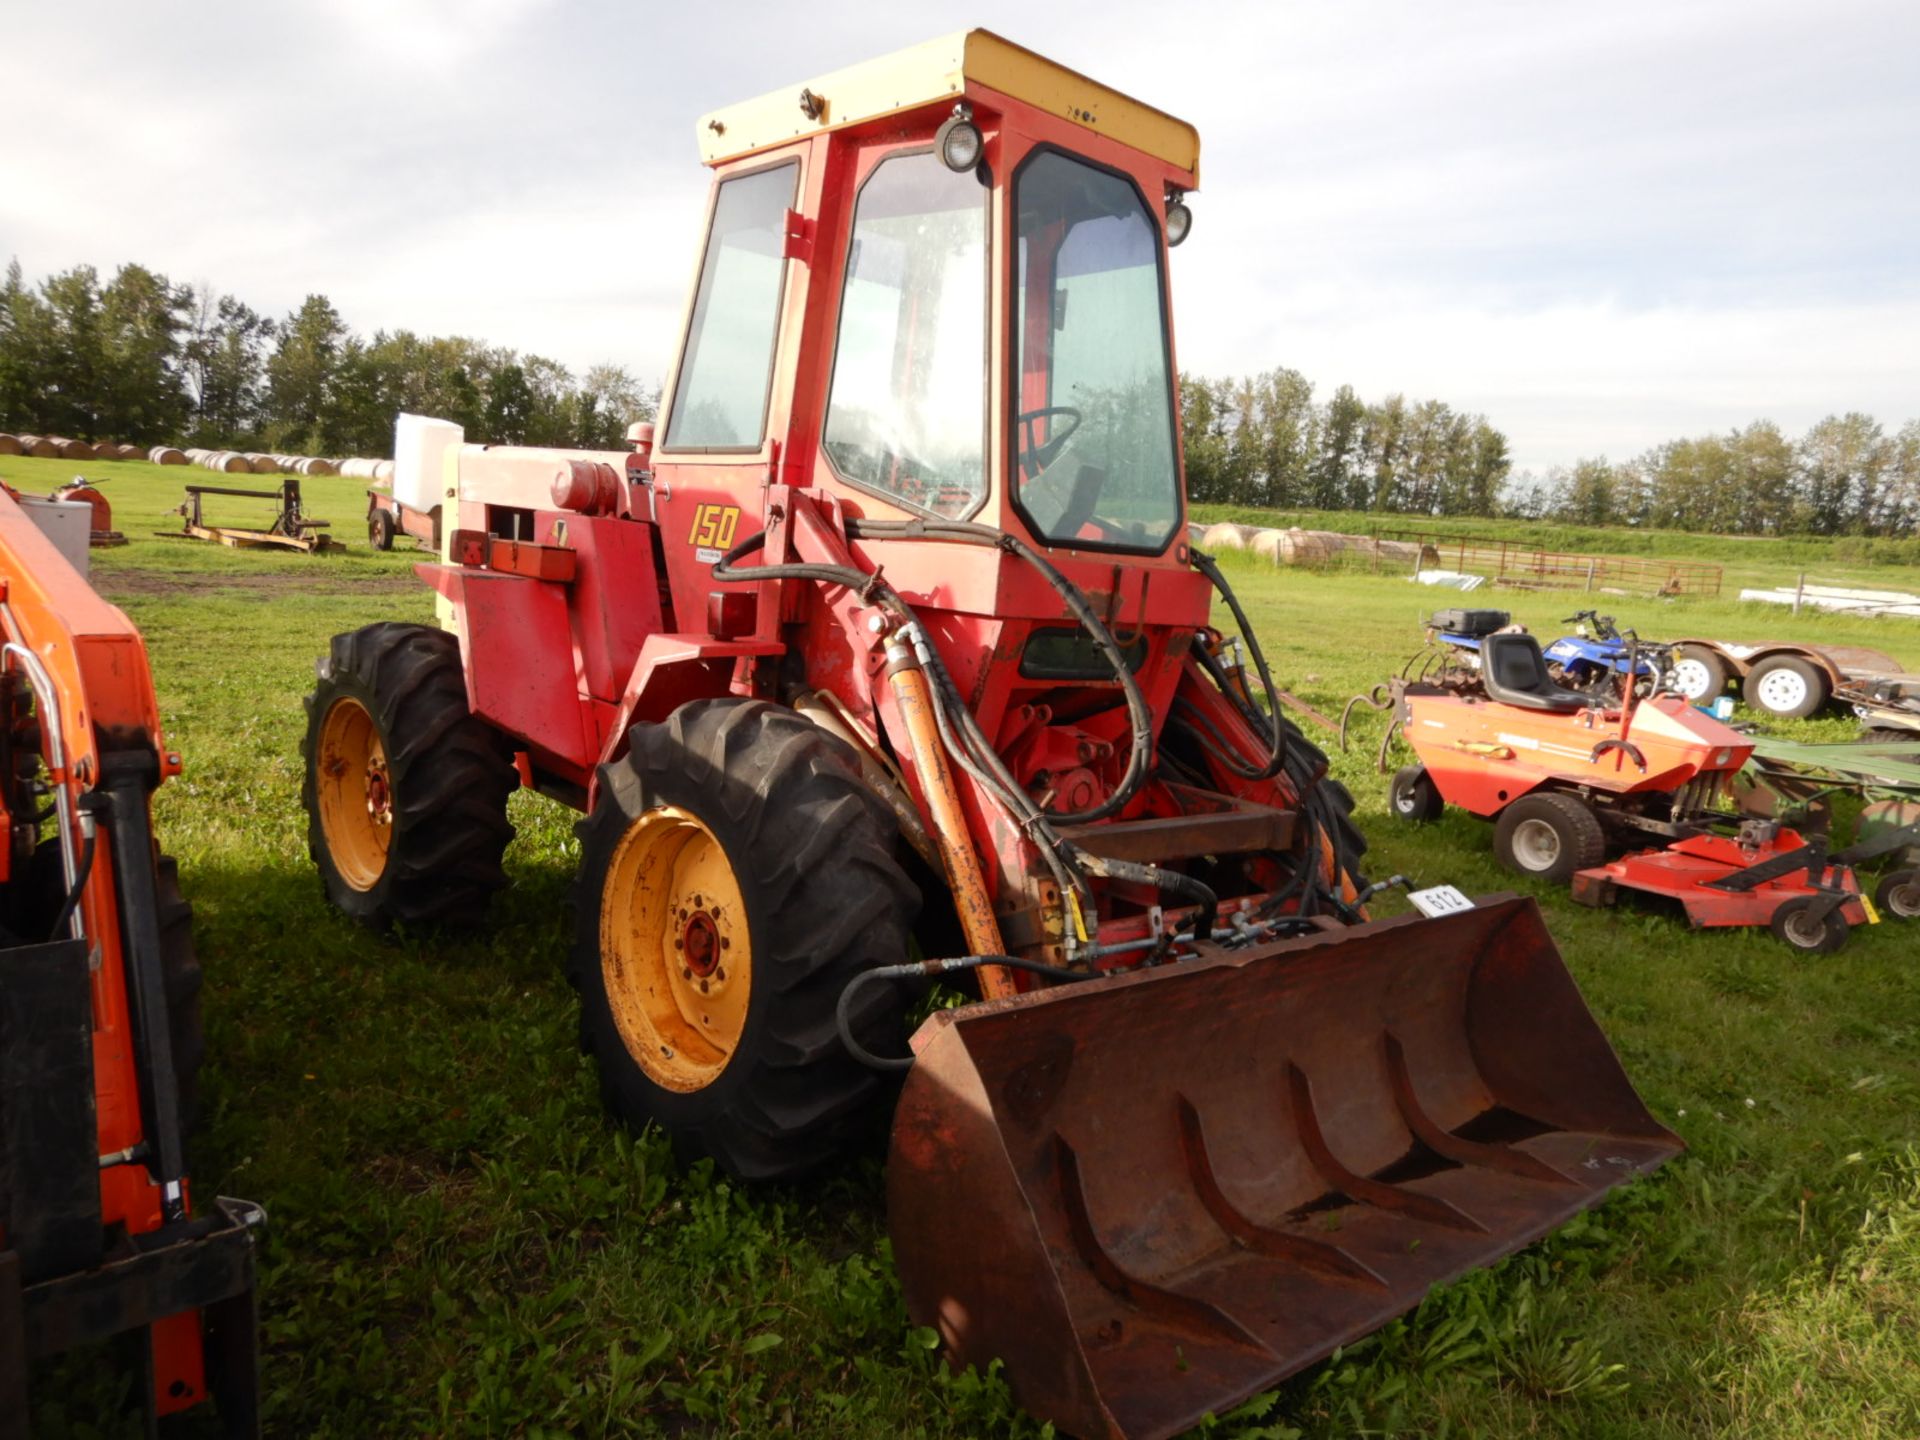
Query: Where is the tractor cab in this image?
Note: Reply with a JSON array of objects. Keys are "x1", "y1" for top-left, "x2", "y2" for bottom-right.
[{"x1": 647, "y1": 31, "x2": 1201, "y2": 634}]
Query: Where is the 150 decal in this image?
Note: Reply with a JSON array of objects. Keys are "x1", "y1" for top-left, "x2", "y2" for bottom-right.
[{"x1": 688, "y1": 503, "x2": 740, "y2": 551}]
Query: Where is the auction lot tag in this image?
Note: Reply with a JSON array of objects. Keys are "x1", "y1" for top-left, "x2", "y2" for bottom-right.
[
  {"x1": 1862, "y1": 894, "x2": 1881, "y2": 925},
  {"x1": 1409, "y1": 885, "x2": 1475, "y2": 918}
]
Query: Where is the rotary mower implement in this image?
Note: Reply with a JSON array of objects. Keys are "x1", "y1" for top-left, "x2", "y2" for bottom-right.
[{"x1": 300, "y1": 31, "x2": 1677, "y2": 1438}]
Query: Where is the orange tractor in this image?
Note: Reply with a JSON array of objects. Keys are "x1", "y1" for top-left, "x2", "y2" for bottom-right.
[
  {"x1": 302, "y1": 32, "x2": 1679, "y2": 1439},
  {"x1": 0, "y1": 492, "x2": 260, "y2": 1431}
]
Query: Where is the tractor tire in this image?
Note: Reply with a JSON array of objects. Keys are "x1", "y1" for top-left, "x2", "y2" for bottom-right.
[
  {"x1": 1875, "y1": 867, "x2": 1920, "y2": 921},
  {"x1": 572, "y1": 698, "x2": 919, "y2": 1180},
  {"x1": 1492, "y1": 791, "x2": 1605, "y2": 885},
  {"x1": 301, "y1": 622, "x2": 516, "y2": 928},
  {"x1": 368, "y1": 508, "x2": 397, "y2": 551},
  {"x1": 1769, "y1": 896, "x2": 1850, "y2": 953},
  {"x1": 1388, "y1": 765, "x2": 1444, "y2": 823},
  {"x1": 1743, "y1": 655, "x2": 1829, "y2": 719},
  {"x1": 1669, "y1": 645, "x2": 1729, "y2": 705}
]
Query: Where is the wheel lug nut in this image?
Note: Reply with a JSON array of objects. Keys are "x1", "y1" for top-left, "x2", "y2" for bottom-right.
[
  {"x1": 699, "y1": 979, "x2": 710, "y2": 993},
  {"x1": 682, "y1": 967, "x2": 692, "y2": 979},
  {"x1": 715, "y1": 967, "x2": 726, "y2": 981}
]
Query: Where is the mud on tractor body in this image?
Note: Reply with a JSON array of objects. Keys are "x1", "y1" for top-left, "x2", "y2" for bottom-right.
[{"x1": 302, "y1": 30, "x2": 1678, "y2": 1438}]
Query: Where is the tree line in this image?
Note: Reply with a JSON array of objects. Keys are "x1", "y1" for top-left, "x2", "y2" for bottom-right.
[
  {"x1": 1179, "y1": 369, "x2": 1512, "y2": 518},
  {"x1": 1518, "y1": 415, "x2": 1920, "y2": 537},
  {"x1": 0, "y1": 258, "x2": 655, "y2": 456}
]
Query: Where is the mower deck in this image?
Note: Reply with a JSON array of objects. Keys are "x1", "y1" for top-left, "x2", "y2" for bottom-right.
[{"x1": 1570, "y1": 830, "x2": 1869, "y2": 931}]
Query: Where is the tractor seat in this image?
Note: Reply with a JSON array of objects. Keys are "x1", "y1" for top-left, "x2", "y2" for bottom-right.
[{"x1": 1480, "y1": 633, "x2": 1591, "y2": 713}]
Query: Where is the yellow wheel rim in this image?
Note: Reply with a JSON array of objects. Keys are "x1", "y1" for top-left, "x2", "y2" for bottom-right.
[
  {"x1": 316, "y1": 696, "x2": 392, "y2": 891},
  {"x1": 601, "y1": 806, "x2": 752, "y2": 1093}
]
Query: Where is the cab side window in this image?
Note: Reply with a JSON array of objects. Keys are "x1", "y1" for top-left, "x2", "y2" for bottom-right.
[{"x1": 662, "y1": 162, "x2": 799, "y2": 450}]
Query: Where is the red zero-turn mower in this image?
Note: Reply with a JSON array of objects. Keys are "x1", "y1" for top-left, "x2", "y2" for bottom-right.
[{"x1": 1387, "y1": 631, "x2": 1877, "y2": 952}]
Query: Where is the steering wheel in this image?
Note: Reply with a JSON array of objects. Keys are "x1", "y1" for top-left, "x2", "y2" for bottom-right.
[{"x1": 1015, "y1": 405, "x2": 1084, "y2": 477}]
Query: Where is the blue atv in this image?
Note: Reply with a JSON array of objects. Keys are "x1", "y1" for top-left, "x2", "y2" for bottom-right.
[
  {"x1": 1540, "y1": 610, "x2": 1670, "y2": 697},
  {"x1": 1427, "y1": 607, "x2": 1669, "y2": 698}
]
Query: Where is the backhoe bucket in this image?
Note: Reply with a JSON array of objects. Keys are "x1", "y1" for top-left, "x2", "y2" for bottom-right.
[{"x1": 889, "y1": 895, "x2": 1681, "y2": 1440}]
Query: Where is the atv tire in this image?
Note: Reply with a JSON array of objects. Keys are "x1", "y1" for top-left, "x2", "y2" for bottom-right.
[
  {"x1": 302, "y1": 622, "x2": 516, "y2": 927},
  {"x1": 1492, "y1": 791, "x2": 1605, "y2": 885},
  {"x1": 573, "y1": 699, "x2": 919, "y2": 1180}
]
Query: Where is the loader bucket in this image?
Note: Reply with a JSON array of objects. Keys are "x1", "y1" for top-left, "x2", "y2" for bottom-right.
[{"x1": 889, "y1": 895, "x2": 1681, "y2": 1440}]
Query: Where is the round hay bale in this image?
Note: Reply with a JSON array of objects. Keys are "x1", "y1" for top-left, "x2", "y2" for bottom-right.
[
  {"x1": 117, "y1": 443, "x2": 144, "y2": 460},
  {"x1": 53, "y1": 438, "x2": 95, "y2": 461},
  {"x1": 149, "y1": 446, "x2": 187, "y2": 465},
  {"x1": 1278, "y1": 529, "x2": 1338, "y2": 566},
  {"x1": 1199, "y1": 522, "x2": 1251, "y2": 551},
  {"x1": 372, "y1": 459, "x2": 394, "y2": 483},
  {"x1": 219, "y1": 452, "x2": 252, "y2": 474},
  {"x1": 244, "y1": 453, "x2": 278, "y2": 474},
  {"x1": 18, "y1": 434, "x2": 58, "y2": 458},
  {"x1": 1249, "y1": 529, "x2": 1287, "y2": 564},
  {"x1": 303, "y1": 458, "x2": 338, "y2": 477},
  {"x1": 0, "y1": 434, "x2": 21, "y2": 456}
]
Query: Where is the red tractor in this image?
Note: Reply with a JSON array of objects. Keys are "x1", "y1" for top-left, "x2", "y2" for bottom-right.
[{"x1": 301, "y1": 31, "x2": 1677, "y2": 1440}]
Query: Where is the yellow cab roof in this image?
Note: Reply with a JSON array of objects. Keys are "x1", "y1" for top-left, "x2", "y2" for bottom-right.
[{"x1": 696, "y1": 29, "x2": 1200, "y2": 182}]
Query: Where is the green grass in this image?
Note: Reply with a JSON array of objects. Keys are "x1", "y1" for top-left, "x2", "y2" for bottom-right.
[{"x1": 9, "y1": 456, "x2": 1920, "y2": 1438}]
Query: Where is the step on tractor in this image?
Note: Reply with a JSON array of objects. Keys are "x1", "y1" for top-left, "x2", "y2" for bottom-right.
[
  {"x1": 300, "y1": 31, "x2": 1679, "y2": 1439},
  {"x1": 1382, "y1": 630, "x2": 1884, "y2": 952},
  {"x1": 0, "y1": 490, "x2": 261, "y2": 1432}
]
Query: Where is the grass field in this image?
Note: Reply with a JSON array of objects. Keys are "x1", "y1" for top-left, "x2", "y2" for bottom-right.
[{"x1": 7, "y1": 453, "x2": 1920, "y2": 1438}]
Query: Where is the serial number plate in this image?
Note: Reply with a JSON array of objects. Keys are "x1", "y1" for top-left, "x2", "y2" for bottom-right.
[{"x1": 1409, "y1": 885, "x2": 1475, "y2": 918}]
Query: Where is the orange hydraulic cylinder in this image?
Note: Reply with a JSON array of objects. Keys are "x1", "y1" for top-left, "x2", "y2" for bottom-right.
[{"x1": 884, "y1": 631, "x2": 1016, "y2": 999}]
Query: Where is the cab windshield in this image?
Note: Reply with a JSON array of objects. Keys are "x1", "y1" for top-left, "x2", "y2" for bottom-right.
[
  {"x1": 1012, "y1": 151, "x2": 1181, "y2": 552},
  {"x1": 823, "y1": 151, "x2": 988, "y2": 518}
]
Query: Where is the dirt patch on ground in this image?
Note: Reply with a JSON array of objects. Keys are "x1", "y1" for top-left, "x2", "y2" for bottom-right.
[{"x1": 98, "y1": 566, "x2": 422, "y2": 600}]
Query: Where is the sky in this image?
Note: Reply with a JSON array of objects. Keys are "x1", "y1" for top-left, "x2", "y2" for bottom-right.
[{"x1": 2, "y1": 0, "x2": 1915, "y2": 475}]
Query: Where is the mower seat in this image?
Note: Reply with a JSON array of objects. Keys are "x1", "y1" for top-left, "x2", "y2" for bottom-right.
[{"x1": 1481, "y1": 633, "x2": 1590, "y2": 712}]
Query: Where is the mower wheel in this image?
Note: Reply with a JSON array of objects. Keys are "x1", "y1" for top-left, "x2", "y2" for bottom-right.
[
  {"x1": 1875, "y1": 867, "x2": 1920, "y2": 920},
  {"x1": 1669, "y1": 645, "x2": 1729, "y2": 704},
  {"x1": 1743, "y1": 654, "x2": 1829, "y2": 719},
  {"x1": 1769, "y1": 896, "x2": 1850, "y2": 953},
  {"x1": 1388, "y1": 765, "x2": 1444, "y2": 823},
  {"x1": 1492, "y1": 792, "x2": 1605, "y2": 885},
  {"x1": 302, "y1": 622, "x2": 516, "y2": 927},
  {"x1": 368, "y1": 507, "x2": 397, "y2": 550},
  {"x1": 573, "y1": 699, "x2": 919, "y2": 1180}
]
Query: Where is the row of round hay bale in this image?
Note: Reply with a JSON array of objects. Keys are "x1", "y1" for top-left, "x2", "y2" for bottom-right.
[
  {"x1": 1198, "y1": 522, "x2": 1258, "y2": 551},
  {"x1": 185, "y1": 448, "x2": 256, "y2": 475},
  {"x1": 148, "y1": 446, "x2": 188, "y2": 465}
]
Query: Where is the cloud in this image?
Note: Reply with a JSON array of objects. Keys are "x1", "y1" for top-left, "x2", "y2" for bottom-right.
[{"x1": 2, "y1": 0, "x2": 1915, "y2": 471}]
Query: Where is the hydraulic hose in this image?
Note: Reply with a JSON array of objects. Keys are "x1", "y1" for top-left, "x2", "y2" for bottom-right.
[
  {"x1": 837, "y1": 955, "x2": 1094, "y2": 1071},
  {"x1": 844, "y1": 517, "x2": 1155, "y2": 825},
  {"x1": 1190, "y1": 548, "x2": 1288, "y2": 779}
]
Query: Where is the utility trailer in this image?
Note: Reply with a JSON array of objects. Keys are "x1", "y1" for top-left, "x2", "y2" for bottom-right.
[
  {"x1": 1667, "y1": 638, "x2": 1918, "y2": 719},
  {"x1": 364, "y1": 486, "x2": 439, "y2": 552}
]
